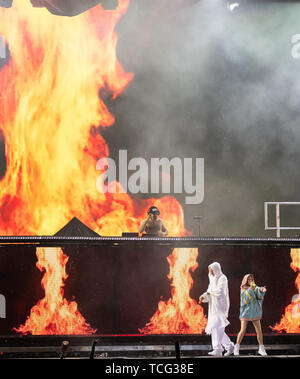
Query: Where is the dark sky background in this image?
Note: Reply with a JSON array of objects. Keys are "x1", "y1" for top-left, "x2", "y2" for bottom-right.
[{"x1": 100, "y1": 0, "x2": 300, "y2": 237}]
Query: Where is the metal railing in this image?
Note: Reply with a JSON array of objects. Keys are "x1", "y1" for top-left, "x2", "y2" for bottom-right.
[{"x1": 264, "y1": 202, "x2": 300, "y2": 238}]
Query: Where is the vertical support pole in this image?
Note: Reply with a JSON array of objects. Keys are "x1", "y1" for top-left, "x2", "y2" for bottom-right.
[
  {"x1": 175, "y1": 341, "x2": 180, "y2": 359},
  {"x1": 89, "y1": 339, "x2": 99, "y2": 360},
  {"x1": 276, "y1": 203, "x2": 280, "y2": 238},
  {"x1": 59, "y1": 341, "x2": 69, "y2": 359},
  {"x1": 264, "y1": 203, "x2": 268, "y2": 231}
]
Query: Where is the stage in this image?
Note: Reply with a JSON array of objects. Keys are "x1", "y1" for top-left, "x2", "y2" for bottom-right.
[
  {"x1": 0, "y1": 233, "x2": 299, "y2": 359},
  {"x1": 1, "y1": 0, "x2": 300, "y2": 367},
  {"x1": 1, "y1": 235, "x2": 300, "y2": 247},
  {"x1": 0, "y1": 334, "x2": 299, "y2": 359}
]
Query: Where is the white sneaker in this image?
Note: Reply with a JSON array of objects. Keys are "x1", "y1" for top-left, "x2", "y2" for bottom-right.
[
  {"x1": 258, "y1": 345, "x2": 267, "y2": 356},
  {"x1": 233, "y1": 344, "x2": 240, "y2": 356},
  {"x1": 208, "y1": 350, "x2": 223, "y2": 356},
  {"x1": 224, "y1": 343, "x2": 234, "y2": 356}
]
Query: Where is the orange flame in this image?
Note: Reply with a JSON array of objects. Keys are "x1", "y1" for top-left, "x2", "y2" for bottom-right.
[
  {"x1": 14, "y1": 247, "x2": 96, "y2": 335},
  {"x1": 140, "y1": 248, "x2": 207, "y2": 334},
  {"x1": 0, "y1": 0, "x2": 206, "y2": 335},
  {"x1": 0, "y1": 0, "x2": 135, "y2": 235},
  {"x1": 271, "y1": 248, "x2": 300, "y2": 333}
]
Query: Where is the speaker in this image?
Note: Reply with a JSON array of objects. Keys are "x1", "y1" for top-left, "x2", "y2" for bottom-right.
[{"x1": 30, "y1": 0, "x2": 100, "y2": 16}]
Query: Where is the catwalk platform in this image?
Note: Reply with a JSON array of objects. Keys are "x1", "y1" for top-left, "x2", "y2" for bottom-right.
[{"x1": 0, "y1": 334, "x2": 299, "y2": 358}]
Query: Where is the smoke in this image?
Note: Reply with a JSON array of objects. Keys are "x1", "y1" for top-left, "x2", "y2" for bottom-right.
[{"x1": 105, "y1": 0, "x2": 300, "y2": 236}]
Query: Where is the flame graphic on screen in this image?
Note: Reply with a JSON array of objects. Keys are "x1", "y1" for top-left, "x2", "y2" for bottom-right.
[
  {"x1": 14, "y1": 247, "x2": 97, "y2": 335},
  {"x1": 0, "y1": 0, "x2": 206, "y2": 335},
  {"x1": 0, "y1": 0, "x2": 135, "y2": 235},
  {"x1": 140, "y1": 248, "x2": 207, "y2": 334},
  {"x1": 271, "y1": 248, "x2": 300, "y2": 333}
]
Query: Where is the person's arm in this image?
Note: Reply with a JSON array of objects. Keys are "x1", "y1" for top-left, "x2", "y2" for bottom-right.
[
  {"x1": 255, "y1": 286, "x2": 267, "y2": 299},
  {"x1": 209, "y1": 276, "x2": 227, "y2": 298},
  {"x1": 160, "y1": 220, "x2": 168, "y2": 236},
  {"x1": 138, "y1": 215, "x2": 152, "y2": 234},
  {"x1": 199, "y1": 283, "x2": 212, "y2": 303},
  {"x1": 199, "y1": 292, "x2": 210, "y2": 303}
]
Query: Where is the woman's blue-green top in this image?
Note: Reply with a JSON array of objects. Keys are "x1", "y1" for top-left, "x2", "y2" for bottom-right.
[{"x1": 239, "y1": 286, "x2": 265, "y2": 321}]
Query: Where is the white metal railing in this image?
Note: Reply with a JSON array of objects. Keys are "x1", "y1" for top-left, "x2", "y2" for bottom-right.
[{"x1": 264, "y1": 202, "x2": 300, "y2": 238}]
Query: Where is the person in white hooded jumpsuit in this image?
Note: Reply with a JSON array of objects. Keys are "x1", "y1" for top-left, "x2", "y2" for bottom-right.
[{"x1": 199, "y1": 262, "x2": 234, "y2": 356}]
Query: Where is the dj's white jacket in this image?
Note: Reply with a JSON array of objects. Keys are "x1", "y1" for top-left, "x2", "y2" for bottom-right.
[{"x1": 201, "y1": 262, "x2": 230, "y2": 335}]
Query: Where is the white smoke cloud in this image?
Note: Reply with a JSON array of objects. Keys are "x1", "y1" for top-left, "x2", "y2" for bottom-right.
[{"x1": 112, "y1": 0, "x2": 300, "y2": 236}]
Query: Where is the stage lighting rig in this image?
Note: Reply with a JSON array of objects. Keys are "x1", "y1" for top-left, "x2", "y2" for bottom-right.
[{"x1": 0, "y1": 1, "x2": 119, "y2": 15}]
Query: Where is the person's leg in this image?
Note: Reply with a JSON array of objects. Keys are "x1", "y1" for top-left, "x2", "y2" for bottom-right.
[
  {"x1": 220, "y1": 328, "x2": 233, "y2": 350},
  {"x1": 221, "y1": 328, "x2": 234, "y2": 356},
  {"x1": 252, "y1": 320, "x2": 267, "y2": 356},
  {"x1": 234, "y1": 320, "x2": 248, "y2": 355},
  {"x1": 236, "y1": 320, "x2": 248, "y2": 345},
  {"x1": 252, "y1": 320, "x2": 263, "y2": 345},
  {"x1": 210, "y1": 327, "x2": 223, "y2": 355}
]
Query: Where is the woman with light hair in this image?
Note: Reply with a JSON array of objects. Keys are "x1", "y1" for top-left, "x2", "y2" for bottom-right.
[{"x1": 234, "y1": 273, "x2": 267, "y2": 356}]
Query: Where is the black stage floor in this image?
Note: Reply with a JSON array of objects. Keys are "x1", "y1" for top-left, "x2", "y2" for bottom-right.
[{"x1": 0, "y1": 334, "x2": 299, "y2": 359}]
